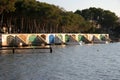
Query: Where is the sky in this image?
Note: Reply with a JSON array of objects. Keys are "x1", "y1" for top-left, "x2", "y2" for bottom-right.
[{"x1": 37, "y1": 0, "x2": 120, "y2": 17}]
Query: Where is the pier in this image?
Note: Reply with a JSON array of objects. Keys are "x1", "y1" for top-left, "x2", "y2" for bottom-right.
[
  {"x1": 0, "y1": 46, "x2": 52, "y2": 54},
  {"x1": 0, "y1": 33, "x2": 110, "y2": 54}
]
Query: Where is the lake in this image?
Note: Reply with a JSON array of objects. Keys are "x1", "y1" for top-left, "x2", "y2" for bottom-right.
[{"x1": 0, "y1": 42, "x2": 120, "y2": 80}]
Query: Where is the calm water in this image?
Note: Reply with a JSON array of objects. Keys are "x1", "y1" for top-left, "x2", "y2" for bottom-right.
[{"x1": 0, "y1": 43, "x2": 120, "y2": 80}]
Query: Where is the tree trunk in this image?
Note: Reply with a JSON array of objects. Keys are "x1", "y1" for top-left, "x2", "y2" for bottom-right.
[
  {"x1": 21, "y1": 17, "x2": 24, "y2": 33},
  {"x1": 0, "y1": 13, "x2": 4, "y2": 30}
]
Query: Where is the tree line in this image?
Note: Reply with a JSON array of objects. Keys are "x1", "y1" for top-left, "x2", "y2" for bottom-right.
[{"x1": 0, "y1": 0, "x2": 120, "y2": 36}]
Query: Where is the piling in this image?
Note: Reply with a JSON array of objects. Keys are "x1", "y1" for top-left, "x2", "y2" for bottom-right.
[
  {"x1": 12, "y1": 48, "x2": 15, "y2": 54},
  {"x1": 50, "y1": 47, "x2": 52, "y2": 53}
]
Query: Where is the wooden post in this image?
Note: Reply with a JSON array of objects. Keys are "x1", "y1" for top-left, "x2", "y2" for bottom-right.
[
  {"x1": 12, "y1": 48, "x2": 15, "y2": 54},
  {"x1": 50, "y1": 47, "x2": 52, "y2": 53}
]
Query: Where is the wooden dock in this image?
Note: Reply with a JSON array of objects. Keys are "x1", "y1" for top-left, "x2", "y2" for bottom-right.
[{"x1": 0, "y1": 46, "x2": 52, "y2": 54}]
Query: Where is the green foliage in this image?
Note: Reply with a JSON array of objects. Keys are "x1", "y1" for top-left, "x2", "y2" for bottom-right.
[
  {"x1": 75, "y1": 7, "x2": 119, "y2": 33},
  {"x1": 101, "y1": 10, "x2": 118, "y2": 26},
  {"x1": 0, "y1": 0, "x2": 16, "y2": 14},
  {"x1": 0, "y1": 1, "x2": 119, "y2": 34}
]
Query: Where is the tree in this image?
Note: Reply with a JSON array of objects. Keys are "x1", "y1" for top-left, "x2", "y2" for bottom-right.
[
  {"x1": 75, "y1": 7, "x2": 119, "y2": 33},
  {"x1": 0, "y1": 0, "x2": 16, "y2": 14},
  {"x1": 0, "y1": 0, "x2": 16, "y2": 32},
  {"x1": 101, "y1": 10, "x2": 118, "y2": 33}
]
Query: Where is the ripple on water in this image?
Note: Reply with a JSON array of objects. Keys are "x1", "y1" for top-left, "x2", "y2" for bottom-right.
[{"x1": 1, "y1": 43, "x2": 120, "y2": 80}]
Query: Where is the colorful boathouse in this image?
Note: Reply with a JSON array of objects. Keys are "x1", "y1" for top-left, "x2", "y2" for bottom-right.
[{"x1": 0, "y1": 33, "x2": 110, "y2": 46}]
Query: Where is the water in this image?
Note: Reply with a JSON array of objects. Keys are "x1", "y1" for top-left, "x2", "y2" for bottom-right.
[{"x1": 0, "y1": 43, "x2": 120, "y2": 80}]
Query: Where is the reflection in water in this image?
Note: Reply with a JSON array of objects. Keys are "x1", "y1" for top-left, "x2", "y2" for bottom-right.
[{"x1": 0, "y1": 43, "x2": 120, "y2": 80}]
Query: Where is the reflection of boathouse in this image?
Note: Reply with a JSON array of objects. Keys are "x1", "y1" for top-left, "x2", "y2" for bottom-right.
[{"x1": 0, "y1": 33, "x2": 110, "y2": 46}]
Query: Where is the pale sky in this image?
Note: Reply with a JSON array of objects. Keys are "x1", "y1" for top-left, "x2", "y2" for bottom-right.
[{"x1": 37, "y1": 0, "x2": 120, "y2": 17}]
